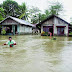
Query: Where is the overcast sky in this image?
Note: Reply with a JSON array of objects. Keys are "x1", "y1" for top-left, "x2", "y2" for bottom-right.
[{"x1": 0, "y1": 0, "x2": 72, "y2": 23}]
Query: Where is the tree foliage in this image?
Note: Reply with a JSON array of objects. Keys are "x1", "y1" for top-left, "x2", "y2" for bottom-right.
[
  {"x1": 19, "y1": 2, "x2": 27, "y2": 20},
  {"x1": 49, "y1": 2, "x2": 63, "y2": 15},
  {"x1": 3, "y1": 0, "x2": 19, "y2": 16},
  {"x1": 0, "y1": 8, "x2": 5, "y2": 21},
  {"x1": 29, "y1": 6, "x2": 41, "y2": 23},
  {"x1": 0, "y1": 1, "x2": 63, "y2": 24}
]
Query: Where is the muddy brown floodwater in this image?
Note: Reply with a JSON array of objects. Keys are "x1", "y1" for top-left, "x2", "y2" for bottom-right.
[{"x1": 0, "y1": 35, "x2": 72, "y2": 72}]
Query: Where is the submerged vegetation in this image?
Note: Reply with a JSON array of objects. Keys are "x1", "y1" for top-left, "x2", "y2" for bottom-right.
[{"x1": 41, "y1": 31, "x2": 49, "y2": 36}]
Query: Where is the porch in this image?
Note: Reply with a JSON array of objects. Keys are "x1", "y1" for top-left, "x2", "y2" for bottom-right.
[
  {"x1": 42, "y1": 25, "x2": 66, "y2": 36},
  {"x1": 43, "y1": 26, "x2": 53, "y2": 36},
  {"x1": 0, "y1": 25, "x2": 18, "y2": 35}
]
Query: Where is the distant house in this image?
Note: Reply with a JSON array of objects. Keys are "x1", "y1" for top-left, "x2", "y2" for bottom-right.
[
  {"x1": 37, "y1": 15, "x2": 70, "y2": 36},
  {"x1": 0, "y1": 16, "x2": 35, "y2": 35}
]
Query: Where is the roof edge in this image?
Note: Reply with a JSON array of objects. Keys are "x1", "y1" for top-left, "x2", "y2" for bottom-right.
[{"x1": 37, "y1": 14, "x2": 70, "y2": 25}]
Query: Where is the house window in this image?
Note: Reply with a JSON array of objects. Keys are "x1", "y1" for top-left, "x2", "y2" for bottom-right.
[
  {"x1": 57, "y1": 27, "x2": 64, "y2": 35},
  {"x1": 43, "y1": 26, "x2": 49, "y2": 32}
]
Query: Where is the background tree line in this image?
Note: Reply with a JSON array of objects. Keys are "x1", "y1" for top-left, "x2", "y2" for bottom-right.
[{"x1": 0, "y1": 0, "x2": 63, "y2": 24}]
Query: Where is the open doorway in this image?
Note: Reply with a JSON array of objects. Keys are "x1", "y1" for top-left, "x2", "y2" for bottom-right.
[
  {"x1": 49, "y1": 27, "x2": 53, "y2": 36},
  {"x1": 43, "y1": 26, "x2": 53, "y2": 36},
  {"x1": 6, "y1": 25, "x2": 12, "y2": 33}
]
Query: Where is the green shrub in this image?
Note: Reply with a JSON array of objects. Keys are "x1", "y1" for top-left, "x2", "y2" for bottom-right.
[
  {"x1": 69, "y1": 32, "x2": 72, "y2": 35},
  {"x1": 41, "y1": 31, "x2": 49, "y2": 36},
  {"x1": 1, "y1": 29, "x2": 6, "y2": 35}
]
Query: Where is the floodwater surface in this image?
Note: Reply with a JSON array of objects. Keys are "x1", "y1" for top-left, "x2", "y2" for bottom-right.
[{"x1": 0, "y1": 35, "x2": 72, "y2": 72}]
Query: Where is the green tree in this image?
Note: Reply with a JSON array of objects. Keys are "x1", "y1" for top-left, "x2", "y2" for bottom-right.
[
  {"x1": 0, "y1": 8, "x2": 5, "y2": 21},
  {"x1": 3, "y1": 0, "x2": 19, "y2": 16},
  {"x1": 19, "y1": 2, "x2": 28, "y2": 20},
  {"x1": 49, "y1": 2, "x2": 63, "y2": 15},
  {"x1": 30, "y1": 9, "x2": 51, "y2": 24},
  {"x1": 37, "y1": 10, "x2": 50, "y2": 23},
  {"x1": 45, "y1": 10, "x2": 50, "y2": 17},
  {"x1": 31, "y1": 14, "x2": 39, "y2": 24},
  {"x1": 29, "y1": 6, "x2": 41, "y2": 23},
  {"x1": 40, "y1": 14, "x2": 47, "y2": 21},
  {"x1": 29, "y1": 6, "x2": 40, "y2": 14}
]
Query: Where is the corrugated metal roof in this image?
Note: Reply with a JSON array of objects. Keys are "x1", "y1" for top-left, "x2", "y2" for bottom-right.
[{"x1": 0, "y1": 16, "x2": 35, "y2": 27}]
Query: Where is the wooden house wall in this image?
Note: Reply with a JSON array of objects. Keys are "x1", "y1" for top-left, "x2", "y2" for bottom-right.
[
  {"x1": 41, "y1": 18, "x2": 54, "y2": 33},
  {"x1": 41, "y1": 16, "x2": 68, "y2": 36},
  {"x1": 54, "y1": 17, "x2": 68, "y2": 36},
  {"x1": 19, "y1": 25, "x2": 32, "y2": 34},
  {"x1": 0, "y1": 18, "x2": 33, "y2": 34},
  {"x1": 1, "y1": 18, "x2": 18, "y2": 25}
]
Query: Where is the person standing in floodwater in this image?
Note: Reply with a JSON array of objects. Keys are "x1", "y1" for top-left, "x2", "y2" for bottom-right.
[
  {"x1": 3, "y1": 37, "x2": 16, "y2": 47},
  {"x1": 48, "y1": 32, "x2": 52, "y2": 36}
]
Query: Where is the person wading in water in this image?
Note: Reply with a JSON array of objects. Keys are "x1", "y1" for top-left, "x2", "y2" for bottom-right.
[
  {"x1": 48, "y1": 32, "x2": 52, "y2": 36},
  {"x1": 3, "y1": 37, "x2": 16, "y2": 47}
]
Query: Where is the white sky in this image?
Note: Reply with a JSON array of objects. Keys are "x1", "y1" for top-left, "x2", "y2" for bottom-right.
[{"x1": 0, "y1": 0, "x2": 72, "y2": 23}]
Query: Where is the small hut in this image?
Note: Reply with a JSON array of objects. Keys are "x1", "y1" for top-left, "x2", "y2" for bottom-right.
[{"x1": 0, "y1": 16, "x2": 35, "y2": 35}]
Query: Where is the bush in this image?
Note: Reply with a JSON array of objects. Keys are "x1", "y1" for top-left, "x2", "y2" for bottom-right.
[
  {"x1": 41, "y1": 31, "x2": 45, "y2": 35},
  {"x1": 41, "y1": 31, "x2": 49, "y2": 36},
  {"x1": 1, "y1": 29, "x2": 6, "y2": 35},
  {"x1": 69, "y1": 32, "x2": 72, "y2": 35}
]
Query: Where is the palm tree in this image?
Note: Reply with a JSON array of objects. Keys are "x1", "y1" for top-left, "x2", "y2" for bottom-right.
[{"x1": 19, "y1": 2, "x2": 28, "y2": 20}]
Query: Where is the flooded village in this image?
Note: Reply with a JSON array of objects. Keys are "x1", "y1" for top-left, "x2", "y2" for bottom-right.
[{"x1": 0, "y1": 0, "x2": 72, "y2": 72}]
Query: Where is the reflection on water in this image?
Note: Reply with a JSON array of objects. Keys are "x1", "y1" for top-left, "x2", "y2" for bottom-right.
[{"x1": 0, "y1": 35, "x2": 72, "y2": 72}]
